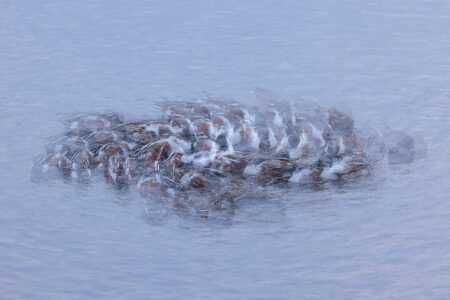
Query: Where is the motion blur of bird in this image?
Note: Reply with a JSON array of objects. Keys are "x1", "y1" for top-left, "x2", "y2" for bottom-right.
[{"x1": 33, "y1": 89, "x2": 414, "y2": 209}]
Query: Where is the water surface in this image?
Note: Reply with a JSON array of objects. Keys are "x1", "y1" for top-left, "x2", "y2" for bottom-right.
[{"x1": 1, "y1": 1, "x2": 450, "y2": 299}]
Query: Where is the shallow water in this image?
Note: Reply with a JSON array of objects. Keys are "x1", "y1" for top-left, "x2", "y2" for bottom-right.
[{"x1": 1, "y1": 0, "x2": 450, "y2": 299}]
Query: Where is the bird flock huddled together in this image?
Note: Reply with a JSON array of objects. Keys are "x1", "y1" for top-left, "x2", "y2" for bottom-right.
[{"x1": 32, "y1": 96, "x2": 388, "y2": 208}]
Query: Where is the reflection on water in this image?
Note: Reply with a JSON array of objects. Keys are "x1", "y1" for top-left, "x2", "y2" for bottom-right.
[{"x1": 1, "y1": 0, "x2": 450, "y2": 299}]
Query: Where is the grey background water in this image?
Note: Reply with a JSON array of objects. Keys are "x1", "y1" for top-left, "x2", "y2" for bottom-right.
[{"x1": 1, "y1": 1, "x2": 449, "y2": 299}]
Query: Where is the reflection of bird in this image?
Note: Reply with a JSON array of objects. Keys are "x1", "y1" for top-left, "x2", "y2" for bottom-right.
[{"x1": 33, "y1": 97, "x2": 391, "y2": 207}]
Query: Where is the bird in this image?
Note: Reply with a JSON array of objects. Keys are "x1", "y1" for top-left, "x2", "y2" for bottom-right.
[{"x1": 32, "y1": 93, "x2": 397, "y2": 209}]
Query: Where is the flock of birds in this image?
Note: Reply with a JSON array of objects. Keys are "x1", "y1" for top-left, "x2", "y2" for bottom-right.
[{"x1": 32, "y1": 95, "x2": 398, "y2": 209}]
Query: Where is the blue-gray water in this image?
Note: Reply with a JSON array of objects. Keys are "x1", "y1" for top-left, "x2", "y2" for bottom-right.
[{"x1": 1, "y1": 1, "x2": 450, "y2": 299}]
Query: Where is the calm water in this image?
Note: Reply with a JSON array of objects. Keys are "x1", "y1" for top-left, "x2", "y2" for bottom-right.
[{"x1": 1, "y1": 1, "x2": 450, "y2": 299}]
